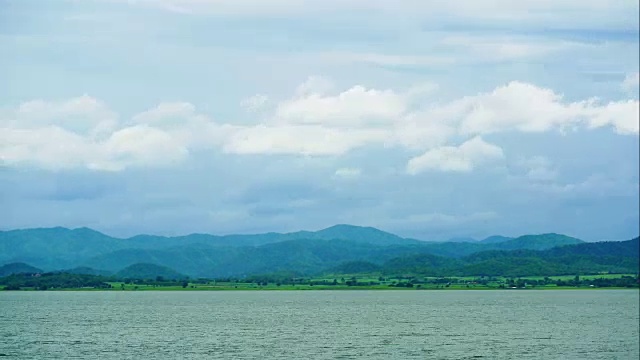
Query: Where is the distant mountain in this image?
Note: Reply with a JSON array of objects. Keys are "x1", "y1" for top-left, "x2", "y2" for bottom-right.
[
  {"x1": 0, "y1": 262, "x2": 43, "y2": 277},
  {"x1": 542, "y1": 237, "x2": 639, "y2": 258},
  {"x1": 310, "y1": 224, "x2": 417, "y2": 246},
  {"x1": 323, "y1": 261, "x2": 382, "y2": 275},
  {"x1": 413, "y1": 234, "x2": 584, "y2": 258},
  {"x1": 0, "y1": 224, "x2": 418, "y2": 270},
  {"x1": 382, "y1": 254, "x2": 462, "y2": 276},
  {"x1": 2, "y1": 225, "x2": 633, "y2": 279},
  {"x1": 480, "y1": 235, "x2": 513, "y2": 244},
  {"x1": 59, "y1": 267, "x2": 113, "y2": 276},
  {"x1": 83, "y1": 245, "x2": 244, "y2": 277},
  {"x1": 0, "y1": 227, "x2": 125, "y2": 270},
  {"x1": 377, "y1": 237, "x2": 639, "y2": 277},
  {"x1": 495, "y1": 233, "x2": 583, "y2": 251},
  {"x1": 447, "y1": 237, "x2": 477, "y2": 243},
  {"x1": 115, "y1": 263, "x2": 188, "y2": 280}
]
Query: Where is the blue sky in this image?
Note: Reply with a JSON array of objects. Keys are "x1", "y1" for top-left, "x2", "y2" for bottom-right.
[{"x1": 1, "y1": 0, "x2": 638, "y2": 241}]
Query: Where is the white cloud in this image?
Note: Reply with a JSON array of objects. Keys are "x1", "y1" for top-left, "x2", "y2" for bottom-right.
[
  {"x1": 1, "y1": 78, "x2": 637, "y2": 172},
  {"x1": 406, "y1": 137, "x2": 504, "y2": 174},
  {"x1": 131, "y1": 101, "x2": 229, "y2": 149},
  {"x1": 8, "y1": 95, "x2": 117, "y2": 137},
  {"x1": 0, "y1": 98, "x2": 212, "y2": 171},
  {"x1": 388, "y1": 111, "x2": 456, "y2": 150},
  {"x1": 222, "y1": 125, "x2": 385, "y2": 156},
  {"x1": 1, "y1": 126, "x2": 96, "y2": 170},
  {"x1": 275, "y1": 84, "x2": 407, "y2": 127},
  {"x1": 450, "y1": 81, "x2": 639, "y2": 136},
  {"x1": 96, "y1": 125, "x2": 188, "y2": 171},
  {"x1": 456, "y1": 81, "x2": 584, "y2": 134},
  {"x1": 585, "y1": 100, "x2": 639, "y2": 135}
]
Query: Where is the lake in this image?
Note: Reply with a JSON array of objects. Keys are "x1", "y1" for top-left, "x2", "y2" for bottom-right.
[{"x1": 0, "y1": 290, "x2": 638, "y2": 359}]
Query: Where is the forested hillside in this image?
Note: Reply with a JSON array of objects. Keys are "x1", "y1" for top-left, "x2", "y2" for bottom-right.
[{"x1": 0, "y1": 226, "x2": 636, "y2": 278}]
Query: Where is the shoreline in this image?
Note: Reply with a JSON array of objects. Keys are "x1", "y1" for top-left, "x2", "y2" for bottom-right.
[{"x1": 4, "y1": 286, "x2": 638, "y2": 292}]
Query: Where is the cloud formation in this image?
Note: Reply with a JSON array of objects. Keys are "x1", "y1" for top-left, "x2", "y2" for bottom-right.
[
  {"x1": 406, "y1": 137, "x2": 504, "y2": 174},
  {"x1": 1, "y1": 78, "x2": 637, "y2": 172}
]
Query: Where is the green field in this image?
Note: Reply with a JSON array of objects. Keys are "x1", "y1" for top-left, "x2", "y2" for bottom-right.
[
  {"x1": 94, "y1": 273, "x2": 638, "y2": 291},
  {"x1": 3, "y1": 272, "x2": 637, "y2": 291}
]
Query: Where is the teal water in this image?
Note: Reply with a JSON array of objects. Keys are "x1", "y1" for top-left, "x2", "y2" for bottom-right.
[{"x1": 0, "y1": 290, "x2": 638, "y2": 359}]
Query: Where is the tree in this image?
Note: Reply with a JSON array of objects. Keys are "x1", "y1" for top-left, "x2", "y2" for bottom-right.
[{"x1": 181, "y1": 281, "x2": 189, "y2": 288}]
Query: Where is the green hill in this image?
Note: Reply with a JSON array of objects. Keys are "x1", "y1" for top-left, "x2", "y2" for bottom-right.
[
  {"x1": 377, "y1": 237, "x2": 639, "y2": 277},
  {"x1": 0, "y1": 262, "x2": 43, "y2": 277},
  {"x1": 479, "y1": 235, "x2": 513, "y2": 244},
  {"x1": 1, "y1": 225, "x2": 635, "y2": 279},
  {"x1": 0, "y1": 227, "x2": 125, "y2": 270},
  {"x1": 60, "y1": 267, "x2": 113, "y2": 276},
  {"x1": 495, "y1": 233, "x2": 583, "y2": 251},
  {"x1": 115, "y1": 263, "x2": 188, "y2": 280},
  {"x1": 320, "y1": 261, "x2": 382, "y2": 275},
  {"x1": 0, "y1": 224, "x2": 419, "y2": 270}
]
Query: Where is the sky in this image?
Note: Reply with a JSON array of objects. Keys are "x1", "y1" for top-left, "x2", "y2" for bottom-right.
[{"x1": 0, "y1": 0, "x2": 639, "y2": 241}]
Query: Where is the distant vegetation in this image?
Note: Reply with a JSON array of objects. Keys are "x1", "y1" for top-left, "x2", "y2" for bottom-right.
[
  {"x1": 1, "y1": 272, "x2": 637, "y2": 291},
  {"x1": 0, "y1": 273, "x2": 113, "y2": 291},
  {"x1": 0, "y1": 226, "x2": 637, "y2": 284}
]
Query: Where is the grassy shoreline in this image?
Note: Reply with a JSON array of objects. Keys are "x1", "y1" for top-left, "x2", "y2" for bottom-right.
[
  {"x1": 7, "y1": 284, "x2": 638, "y2": 292},
  {"x1": 3, "y1": 273, "x2": 637, "y2": 292}
]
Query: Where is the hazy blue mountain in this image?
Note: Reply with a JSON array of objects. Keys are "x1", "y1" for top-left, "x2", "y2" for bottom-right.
[
  {"x1": 494, "y1": 233, "x2": 583, "y2": 251},
  {"x1": 379, "y1": 237, "x2": 639, "y2": 277},
  {"x1": 125, "y1": 224, "x2": 417, "y2": 248},
  {"x1": 82, "y1": 239, "x2": 434, "y2": 278},
  {"x1": 59, "y1": 267, "x2": 113, "y2": 276},
  {"x1": 83, "y1": 245, "x2": 245, "y2": 278},
  {"x1": 382, "y1": 254, "x2": 463, "y2": 276},
  {"x1": 446, "y1": 237, "x2": 477, "y2": 243},
  {"x1": 2, "y1": 225, "x2": 624, "y2": 279},
  {"x1": 309, "y1": 224, "x2": 418, "y2": 245},
  {"x1": 479, "y1": 235, "x2": 514, "y2": 244},
  {"x1": 326, "y1": 261, "x2": 382, "y2": 274},
  {"x1": 0, "y1": 262, "x2": 43, "y2": 276},
  {"x1": 542, "y1": 237, "x2": 639, "y2": 258},
  {"x1": 0, "y1": 227, "x2": 126, "y2": 270},
  {"x1": 0, "y1": 224, "x2": 419, "y2": 270},
  {"x1": 81, "y1": 234, "x2": 594, "y2": 278},
  {"x1": 418, "y1": 233, "x2": 584, "y2": 257},
  {"x1": 2, "y1": 237, "x2": 636, "y2": 280}
]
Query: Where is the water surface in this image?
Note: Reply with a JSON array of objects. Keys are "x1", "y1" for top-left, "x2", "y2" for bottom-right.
[{"x1": 0, "y1": 290, "x2": 638, "y2": 359}]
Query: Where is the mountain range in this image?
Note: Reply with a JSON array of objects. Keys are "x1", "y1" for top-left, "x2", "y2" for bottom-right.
[{"x1": 0, "y1": 225, "x2": 637, "y2": 279}]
